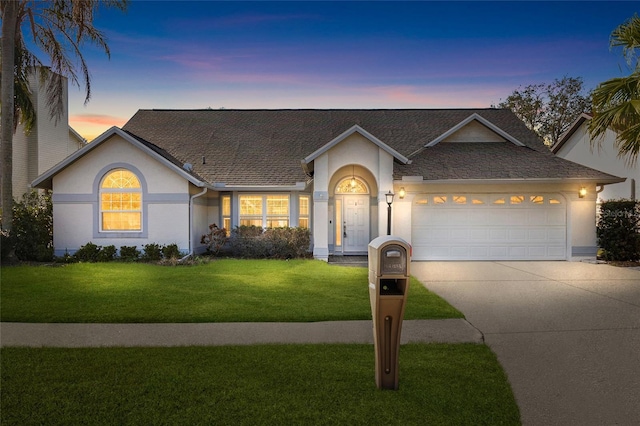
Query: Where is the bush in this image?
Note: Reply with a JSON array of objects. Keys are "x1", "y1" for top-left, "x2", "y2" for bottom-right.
[
  {"x1": 119, "y1": 246, "x2": 140, "y2": 261},
  {"x1": 11, "y1": 190, "x2": 54, "y2": 262},
  {"x1": 98, "y1": 245, "x2": 117, "y2": 262},
  {"x1": 162, "y1": 243, "x2": 181, "y2": 259},
  {"x1": 142, "y1": 243, "x2": 163, "y2": 262},
  {"x1": 201, "y1": 224, "x2": 229, "y2": 256},
  {"x1": 226, "y1": 225, "x2": 311, "y2": 259},
  {"x1": 597, "y1": 199, "x2": 640, "y2": 261},
  {"x1": 74, "y1": 242, "x2": 102, "y2": 262}
]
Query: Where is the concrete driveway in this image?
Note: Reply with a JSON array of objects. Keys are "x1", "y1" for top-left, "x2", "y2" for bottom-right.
[{"x1": 411, "y1": 261, "x2": 640, "y2": 426}]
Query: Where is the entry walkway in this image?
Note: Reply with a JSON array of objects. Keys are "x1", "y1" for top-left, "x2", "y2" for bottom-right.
[{"x1": 0, "y1": 319, "x2": 482, "y2": 348}]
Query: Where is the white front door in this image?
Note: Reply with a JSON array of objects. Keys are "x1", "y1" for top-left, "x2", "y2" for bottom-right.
[{"x1": 343, "y1": 195, "x2": 369, "y2": 253}]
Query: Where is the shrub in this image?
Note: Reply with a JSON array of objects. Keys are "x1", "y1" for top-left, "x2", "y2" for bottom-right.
[
  {"x1": 142, "y1": 243, "x2": 163, "y2": 262},
  {"x1": 97, "y1": 245, "x2": 117, "y2": 262},
  {"x1": 162, "y1": 243, "x2": 181, "y2": 259},
  {"x1": 11, "y1": 190, "x2": 54, "y2": 262},
  {"x1": 119, "y1": 245, "x2": 140, "y2": 261},
  {"x1": 226, "y1": 225, "x2": 311, "y2": 259},
  {"x1": 597, "y1": 199, "x2": 640, "y2": 261},
  {"x1": 74, "y1": 242, "x2": 102, "y2": 262},
  {"x1": 201, "y1": 224, "x2": 229, "y2": 256}
]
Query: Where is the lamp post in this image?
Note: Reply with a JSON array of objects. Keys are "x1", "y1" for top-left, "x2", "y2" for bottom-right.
[{"x1": 386, "y1": 190, "x2": 394, "y2": 235}]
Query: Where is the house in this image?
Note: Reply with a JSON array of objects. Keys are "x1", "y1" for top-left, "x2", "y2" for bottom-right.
[
  {"x1": 32, "y1": 108, "x2": 624, "y2": 261},
  {"x1": 13, "y1": 67, "x2": 86, "y2": 199},
  {"x1": 552, "y1": 113, "x2": 637, "y2": 202}
]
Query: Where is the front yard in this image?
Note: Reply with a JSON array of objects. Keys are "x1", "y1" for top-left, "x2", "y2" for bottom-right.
[
  {"x1": 1, "y1": 259, "x2": 520, "y2": 425},
  {"x1": 0, "y1": 259, "x2": 462, "y2": 322}
]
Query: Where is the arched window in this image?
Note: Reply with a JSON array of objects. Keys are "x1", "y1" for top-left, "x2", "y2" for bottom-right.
[
  {"x1": 100, "y1": 169, "x2": 142, "y2": 231},
  {"x1": 335, "y1": 177, "x2": 369, "y2": 194}
]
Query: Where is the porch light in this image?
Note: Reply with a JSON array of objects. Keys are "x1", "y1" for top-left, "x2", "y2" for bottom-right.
[
  {"x1": 579, "y1": 187, "x2": 587, "y2": 198},
  {"x1": 398, "y1": 187, "x2": 406, "y2": 199},
  {"x1": 386, "y1": 191, "x2": 394, "y2": 235}
]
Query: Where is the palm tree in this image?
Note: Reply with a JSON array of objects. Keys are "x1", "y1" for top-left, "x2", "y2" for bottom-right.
[
  {"x1": 1, "y1": 0, "x2": 127, "y2": 234},
  {"x1": 589, "y1": 14, "x2": 640, "y2": 166}
]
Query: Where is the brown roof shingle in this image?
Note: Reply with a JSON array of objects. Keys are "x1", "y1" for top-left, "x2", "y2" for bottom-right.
[{"x1": 121, "y1": 109, "x2": 621, "y2": 186}]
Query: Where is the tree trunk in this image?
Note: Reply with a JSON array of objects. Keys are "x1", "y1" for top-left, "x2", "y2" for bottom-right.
[{"x1": 1, "y1": 1, "x2": 18, "y2": 232}]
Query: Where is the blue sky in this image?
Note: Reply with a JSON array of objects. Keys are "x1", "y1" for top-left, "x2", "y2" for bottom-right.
[{"x1": 64, "y1": 1, "x2": 639, "y2": 140}]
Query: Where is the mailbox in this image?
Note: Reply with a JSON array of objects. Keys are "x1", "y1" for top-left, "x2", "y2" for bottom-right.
[{"x1": 368, "y1": 236, "x2": 411, "y2": 390}]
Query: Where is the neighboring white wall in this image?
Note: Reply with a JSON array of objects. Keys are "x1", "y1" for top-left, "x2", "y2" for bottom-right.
[
  {"x1": 51, "y1": 135, "x2": 192, "y2": 255},
  {"x1": 13, "y1": 68, "x2": 81, "y2": 199},
  {"x1": 555, "y1": 123, "x2": 638, "y2": 201},
  {"x1": 392, "y1": 181, "x2": 599, "y2": 260}
]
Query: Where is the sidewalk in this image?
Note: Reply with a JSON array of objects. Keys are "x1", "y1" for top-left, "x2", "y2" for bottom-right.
[{"x1": 0, "y1": 319, "x2": 482, "y2": 348}]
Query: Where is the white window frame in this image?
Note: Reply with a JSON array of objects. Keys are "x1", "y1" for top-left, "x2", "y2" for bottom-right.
[{"x1": 99, "y1": 168, "x2": 142, "y2": 232}]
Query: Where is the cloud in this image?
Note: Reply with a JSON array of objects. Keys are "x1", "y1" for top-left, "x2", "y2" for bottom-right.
[{"x1": 70, "y1": 114, "x2": 127, "y2": 127}]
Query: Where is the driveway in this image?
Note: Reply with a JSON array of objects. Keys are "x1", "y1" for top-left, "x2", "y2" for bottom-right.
[{"x1": 411, "y1": 261, "x2": 640, "y2": 426}]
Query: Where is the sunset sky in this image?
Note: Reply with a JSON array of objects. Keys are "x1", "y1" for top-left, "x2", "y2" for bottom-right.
[{"x1": 60, "y1": 1, "x2": 639, "y2": 141}]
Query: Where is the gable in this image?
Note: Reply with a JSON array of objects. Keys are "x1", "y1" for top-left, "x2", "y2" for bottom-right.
[
  {"x1": 441, "y1": 120, "x2": 507, "y2": 143},
  {"x1": 425, "y1": 113, "x2": 524, "y2": 148},
  {"x1": 302, "y1": 124, "x2": 410, "y2": 165},
  {"x1": 32, "y1": 127, "x2": 208, "y2": 190}
]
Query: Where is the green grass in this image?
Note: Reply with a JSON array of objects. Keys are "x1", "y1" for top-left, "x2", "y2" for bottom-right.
[
  {"x1": 0, "y1": 259, "x2": 462, "y2": 323},
  {"x1": 1, "y1": 344, "x2": 520, "y2": 425}
]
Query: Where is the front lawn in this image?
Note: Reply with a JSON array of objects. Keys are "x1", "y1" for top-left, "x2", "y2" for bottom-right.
[
  {"x1": 0, "y1": 259, "x2": 462, "y2": 322},
  {"x1": 1, "y1": 344, "x2": 520, "y2": 425}
]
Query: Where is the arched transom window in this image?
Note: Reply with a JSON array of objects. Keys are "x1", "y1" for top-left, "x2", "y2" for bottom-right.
[
  {"x1": 100, "y1": 168, "x2": 142, "y2": 231},
  {"x1": 335, "y1": 177, "x2": 369, "y2": 194}
]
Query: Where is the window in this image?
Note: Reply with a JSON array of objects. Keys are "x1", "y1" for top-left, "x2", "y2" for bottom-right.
[
  {"x1": 267, "y1": 195, "x2": 289, "y2": 228},
  {"x1": 433, "y1": 196, "x2": 447, "y2": 204},
  {"x1": 492, "y1": 196, "x2": 506, "y2": 205},
  {"x1": 299, "y1": 195, "x2": 310, "y2": 228},
  {"x1": 221, "y1": 195, "x2": 231, "y2": 235},
  {"x1": 510, "y1": 195, "x2": 525, "y2": 204},
  {"x1": 239, "y1": 195, "x2": 290, "y2": 228},
  {"x1": 335, "y1": 177, "x2": 368, "y2": 194},
  {"x1": 239, "y1": 195, "x2": 263, "y2": 227},
  {"x1": 100, "y1": 169, "x2": 142, "y2": 231},
  {"x1": 530, "y1": 195, "x2": 544, "y2": 204},
  {"x1": 453, "y1": 195, "x2": 467, "y2": 205},
  {"x1": 335, "y1": 198, "x2": 342, "y2": 246}
]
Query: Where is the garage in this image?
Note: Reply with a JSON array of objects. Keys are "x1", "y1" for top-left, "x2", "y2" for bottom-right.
[{"x1": 411, "y1": 193, "x2": 567, "y2": 260}]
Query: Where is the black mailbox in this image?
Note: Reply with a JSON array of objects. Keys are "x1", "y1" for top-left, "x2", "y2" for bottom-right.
[{"x1": 368, "y1": 236, "x2": 411, "y2": 390}]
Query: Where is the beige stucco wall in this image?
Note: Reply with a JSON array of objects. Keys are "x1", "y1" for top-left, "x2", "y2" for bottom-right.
[
  {"x1": 51, "y1": 135, "x2": 192, "y2": 255},
  {"x1": 555, "y1": 123, "x2": 638, "y2": 201},
  {"x1": 312, "y1": 132, "x2": 395, "y2": 259}
]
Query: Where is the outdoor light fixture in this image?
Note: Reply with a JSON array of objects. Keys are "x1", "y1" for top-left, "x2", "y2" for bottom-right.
[
  {"x1": 399, "y1": 187, "x2": 406, "y2": 199},
  {"x1": 386, "y1": 190, "x2": 394, "y2": 235},
  {"x1": 579, "y1": 187, "x2": 587, "y2": 198}
]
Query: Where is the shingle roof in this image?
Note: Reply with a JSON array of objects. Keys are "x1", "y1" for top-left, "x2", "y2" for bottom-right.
[{"x1": 121, "y1": 109, "x2": 622, "y2": 186}]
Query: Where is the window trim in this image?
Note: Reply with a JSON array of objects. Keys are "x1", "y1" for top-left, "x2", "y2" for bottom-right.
[
  {"x1": 93, "y1": 163, "x2": 149, "y2": 239},
  {"x1": 100, "y1": 168, "x2": 143, "y2": 232}
]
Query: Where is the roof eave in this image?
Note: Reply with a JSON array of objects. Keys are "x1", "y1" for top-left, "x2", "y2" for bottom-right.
[
  {"x1": 31, "y1": 126, "x2": 210, "y2": 190},
  {"x1": 212, "y1": 182, "x2": 308, "y2": 191}
]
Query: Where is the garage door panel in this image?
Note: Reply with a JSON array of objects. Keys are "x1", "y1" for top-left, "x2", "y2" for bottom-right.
[{"x1": 412, "y1": 193, "x2": 567, "y2": 260}]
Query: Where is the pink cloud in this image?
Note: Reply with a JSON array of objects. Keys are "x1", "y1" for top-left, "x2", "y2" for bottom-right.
[{"x1": 70, "y1": 114, "x2": 127, "y2": 127}]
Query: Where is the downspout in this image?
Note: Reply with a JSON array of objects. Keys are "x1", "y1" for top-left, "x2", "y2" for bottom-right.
[{"x1": 180, "y1": 187, "x2": 208, "y2": 262}]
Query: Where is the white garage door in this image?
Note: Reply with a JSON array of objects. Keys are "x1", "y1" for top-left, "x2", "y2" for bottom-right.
[{"x1": 411, "y1": 193, "x2": 567, "y2": 260}]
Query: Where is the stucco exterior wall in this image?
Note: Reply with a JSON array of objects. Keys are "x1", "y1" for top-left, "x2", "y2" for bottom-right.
[
  {"x1": 51, "y1": 135, "x2": 191, "y2": 255},
  {"x1": 13, "y1": 69, "x2": 79, "y2": 199},
  {"x1": 555, "y1": 123, "x2": 637, "y2": 201},
  {"x1": 312, "y1": 132, "x2": 394, "y2": 259}
]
